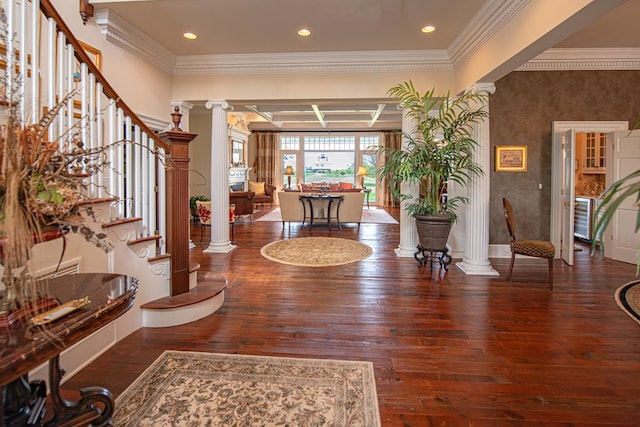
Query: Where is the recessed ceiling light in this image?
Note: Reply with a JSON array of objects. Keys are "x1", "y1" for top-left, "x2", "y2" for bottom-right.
[
  {"x1": 183, "y1": 32, "x2": 197, "y2": 40},
  {"x1": 421, "y1": 25, "x2": 436, "y2": 33},
  {"x1": 298, "y1": 28, "x2": 311, "y2": 37}
]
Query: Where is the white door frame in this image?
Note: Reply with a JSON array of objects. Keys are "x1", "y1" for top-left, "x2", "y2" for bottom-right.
[{"x1": 550, "y1": 121, "x2": 628, "y2": 259}]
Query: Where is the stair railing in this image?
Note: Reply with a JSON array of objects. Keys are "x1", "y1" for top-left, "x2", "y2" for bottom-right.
[{"x1": 3, "y1": 0, "x2": 172, "y2": 254}]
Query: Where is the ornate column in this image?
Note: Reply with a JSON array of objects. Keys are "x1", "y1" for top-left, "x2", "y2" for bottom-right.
[
  {"x1": 204, "y1": 100, "x2": 235, "y2": 253},
  {"x1": 171, "y1": 101, "x2": 195, "y2": 249},
  {"x1": 456, "y1": 83, "x2": 499, "y2": 276},
  {"x1": 396, "y1": 108, "x2": 419, "y2": 257},
  {"x1": 159, "y1": 107, "x2": 198, "y2": 295}
]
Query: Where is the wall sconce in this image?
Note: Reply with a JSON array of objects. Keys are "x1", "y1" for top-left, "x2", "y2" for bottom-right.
[
  {"x1": 284, "y1": 165, "x2": 295, "y2": 189},
  {"x1": 356, "y1": 166, "x2": 368, "y2": 188}
]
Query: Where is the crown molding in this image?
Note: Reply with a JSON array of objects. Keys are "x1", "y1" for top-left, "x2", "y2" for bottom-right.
[
  {"x1": 173, "y1": 50, "x2": 453, "y2": 75},
  {"x1": 448, "y1": 0, "x2": 530, "y2": 67},
  {"x1": 94, "y1": 9, "x2": 176, "y2": 74},
  {"x1": 518, "y1": 48, "x2": 640, "y2": 70}
]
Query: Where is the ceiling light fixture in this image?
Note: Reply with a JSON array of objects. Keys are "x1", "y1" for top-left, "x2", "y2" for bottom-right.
[
  {"x1": 421, "y1": 25, "x2": 436, "y2": 33},
  {"x1": 183, "y1": 32, "x2": 197, "y2": 40},
  {"x1": 297, "y1": 28, "x2": 311, "y2": 37}
]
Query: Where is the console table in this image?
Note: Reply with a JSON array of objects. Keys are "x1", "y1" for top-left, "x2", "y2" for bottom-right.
[
  {"x1": 299, "y1": 194, "x2": 344, "y2": 230},
  {"x1": 0, "y1": 273, "x2": 138, "y2": 426}
]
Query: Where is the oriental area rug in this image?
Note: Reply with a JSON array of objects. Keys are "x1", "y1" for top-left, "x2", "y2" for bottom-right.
[
  {"x1": 112, "y1": 351, "x2": 381, "y2": 427},
  {"x1": 260, "y1": 237, "x2": 373, "y2": 267},
  {"x1": 615, "y1": 280, "x2": 640, "y2": 325}
]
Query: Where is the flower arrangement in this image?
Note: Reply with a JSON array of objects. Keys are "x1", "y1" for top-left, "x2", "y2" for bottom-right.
[{"x1": 0, "y1": 14, "x2": 108, "y2": 323}]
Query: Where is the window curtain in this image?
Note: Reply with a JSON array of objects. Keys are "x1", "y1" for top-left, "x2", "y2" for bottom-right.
[
  {"x1": 252, "y1": 131, "x2": 279, "y2": 184},
  {"x1": 380, "y1": 130, "x2": 402, "y2": 207}
]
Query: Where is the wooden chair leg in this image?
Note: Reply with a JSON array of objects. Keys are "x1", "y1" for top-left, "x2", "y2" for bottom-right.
[
  {"x1": 548, "y1": 257, "x2": 554, "y2": 289},
  {"x1": 507, "y1": 251, "x2": 516, "y2": 281}
]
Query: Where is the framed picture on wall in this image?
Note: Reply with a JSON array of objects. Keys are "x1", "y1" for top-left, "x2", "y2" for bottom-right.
[{"x1": 495, "y1": 145, "x2": 527, "y2": 172}]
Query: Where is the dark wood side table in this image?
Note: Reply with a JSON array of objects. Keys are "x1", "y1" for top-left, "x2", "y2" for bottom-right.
[
  {"x1": 299, "y1": 194, "x2": 344, "y2": 230},
  {"x1": 0, "y1": 273, "x2": 138, "y2": 426},
  {"x1": 362, "y1": 188, "x2": 372, "y2": 208}
]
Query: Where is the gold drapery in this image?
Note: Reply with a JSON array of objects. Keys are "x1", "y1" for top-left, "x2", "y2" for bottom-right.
[{"x1": 253, "y1": 131, "x2": 280, "y2": 184}]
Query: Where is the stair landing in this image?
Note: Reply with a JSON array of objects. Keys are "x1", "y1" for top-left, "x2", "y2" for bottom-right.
[{"x1": 141, "y1": 278, "x2": 227, "y2": 328}]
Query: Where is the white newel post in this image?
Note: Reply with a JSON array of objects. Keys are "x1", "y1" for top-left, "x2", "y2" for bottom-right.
[
  {"x1": 172, "y1": 101, "x2": 196, "y2": 249},
  {"x1": 456, "y1": 83, "x2": 499, "y2": 275},
  {"x1": 396, "y1": 108, "x2": 419, "y2": 257},
  {"x1": 204, "y1": 100, "x2": 235, "y2": 253}
]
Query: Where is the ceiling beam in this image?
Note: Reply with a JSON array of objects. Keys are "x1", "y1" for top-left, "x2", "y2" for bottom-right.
[
  {"x1": 244, "y1": 105, "x2": 284, "y2": 127},
  {"x1": 311, "y1": 105, "x2": 327, "y2": 128},
  {"x1": 367, "y1": 104, "x2": 386, "y2": 128}
]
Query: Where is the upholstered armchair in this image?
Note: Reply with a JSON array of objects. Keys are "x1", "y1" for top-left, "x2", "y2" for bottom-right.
[
  {"x1": 249, "y1": 181, "x2": 276, "y2": 206},
  {"x1": 230, "y1": 191, "x2": 255, "y2": 217}
]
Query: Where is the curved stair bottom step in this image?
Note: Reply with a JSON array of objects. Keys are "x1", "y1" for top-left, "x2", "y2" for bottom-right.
[{"x1": 141, "y1": 279, "x2": 226, "y2": 328}]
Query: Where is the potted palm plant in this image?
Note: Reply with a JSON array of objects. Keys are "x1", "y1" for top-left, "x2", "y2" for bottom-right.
[
  {"x1": 592, "y1": 169, "x2": 640, "y2": 267},
  {"x1": 377, "y1": 81, "x2": 489, "y2": 250}
]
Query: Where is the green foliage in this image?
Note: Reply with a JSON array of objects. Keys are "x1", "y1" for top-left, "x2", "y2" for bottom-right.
[
  {"x1": 592, "y1": 118, "x2": 640, "y2": 269},
  {"x1": 592, "y1": 168, "x2": 640, "y2": 268},
  {"x1": 377, "y1": 81, "x2": 489, "y2": 221},
  {"x1": 189, "y1": 195, "x2": 209, "y2": 210}
]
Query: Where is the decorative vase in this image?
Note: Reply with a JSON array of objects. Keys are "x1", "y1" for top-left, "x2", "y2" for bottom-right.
[{"x1": 414, "y1": 214, "x2": 453, "y2": 250}]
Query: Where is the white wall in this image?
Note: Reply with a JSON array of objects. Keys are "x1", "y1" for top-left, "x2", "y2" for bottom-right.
[
  {"x1": 171, "y1": 71, "x2": 455, "y2": 103},
  {"x1": 52, "y1": 0, "x2": 173, "y2": 121},
  {"x1": 189, "y1": 110, "x2": 212, "y2": 199}
]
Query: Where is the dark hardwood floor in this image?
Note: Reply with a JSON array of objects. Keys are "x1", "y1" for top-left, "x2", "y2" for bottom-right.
[{"x1": 64, "y1": 207, "x2": 640, "y2": 426}]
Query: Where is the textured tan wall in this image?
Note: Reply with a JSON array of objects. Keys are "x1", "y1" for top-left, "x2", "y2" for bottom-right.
[{"x1": 489, "y1": 70, "x2": 640, "y2": 244}]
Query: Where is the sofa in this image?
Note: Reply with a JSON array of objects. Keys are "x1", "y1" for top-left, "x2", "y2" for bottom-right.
[
  {"x1": 230, "y1": 191, "x2": 255, "y2": 217},
  {"x1": 278, "y1": 191, "x2": 365, "y2": 228},
  {"x1": 296, "y1": 181, "x2": 362, "y2": 193}
]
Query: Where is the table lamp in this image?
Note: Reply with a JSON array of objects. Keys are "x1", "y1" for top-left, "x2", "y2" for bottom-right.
[
  {"x1": 284, "y1": 165, "x2": 295, "y2": 189},
  {"x1": 356, "y1": 166, "x2": 368, "y2": 188}
]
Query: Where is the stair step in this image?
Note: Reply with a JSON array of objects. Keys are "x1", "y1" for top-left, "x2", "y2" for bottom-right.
[
  {"x1": 141, "y1": 278, "x2": 227, "y2": 310},
  {"x1": 76, "y1": 197, "x2": 118, "y2": 206},
  {"x1": 102, "y1": 217, "x2": 142, "y2": 229},
  {"x1": 149, "y1": 253, "x2": 171, "y2": 263},
  {"x1": 128, "y1": 235, "x2": 161, "y2": 246},
  {"x1": 189, "y1": 261, "x2": 200, "y2": 273}
]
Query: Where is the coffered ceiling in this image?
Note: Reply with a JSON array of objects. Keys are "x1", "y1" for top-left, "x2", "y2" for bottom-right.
[{"x1": 90, "y1": 0, "x2": 640, "y2": 130}]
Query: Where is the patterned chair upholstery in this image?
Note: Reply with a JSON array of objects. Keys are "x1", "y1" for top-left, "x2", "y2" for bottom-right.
[
  {"x1": 196, "y1": 200, "x2": 236, "y2": 243},
  {"x1": 502, "y1": 198, "x2": 556, "y2": 287}
]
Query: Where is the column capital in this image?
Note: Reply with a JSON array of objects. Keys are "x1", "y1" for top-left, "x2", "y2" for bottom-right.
[
  {"x1": 466, "y1": 83, "x2": 496, "y2": 96},
  {"x1": 205, "y1": 100, "x2": 233, "y2": 111},
  {"x1": 171, "y1": 100, "x2": 194, "y2": 112}
]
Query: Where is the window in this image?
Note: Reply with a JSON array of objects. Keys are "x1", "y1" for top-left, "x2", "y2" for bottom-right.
[{"x1": 280, "y1": 133, "x2": 382, "y2": 203}]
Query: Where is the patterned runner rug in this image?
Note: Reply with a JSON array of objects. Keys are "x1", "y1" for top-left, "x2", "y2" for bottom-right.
[
  {"x1": 615, "y1": 280, "x2": 640, "y2": 325},
  {"x1": 113, "y1": 351, "x2": 381, "y2": 426},
  {"x1": 261, "y1": 237, "x2": 373, "y2": 267}
]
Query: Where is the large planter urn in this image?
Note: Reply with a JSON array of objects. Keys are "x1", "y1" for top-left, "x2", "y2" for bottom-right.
[{"x1": 414, "y1": 214, "x2": 452, "y2": 250}]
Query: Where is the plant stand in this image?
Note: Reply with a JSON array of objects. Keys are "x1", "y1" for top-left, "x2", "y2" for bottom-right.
[{"x1": 414, "y1": 245, "x2": 452, "y2": 273}]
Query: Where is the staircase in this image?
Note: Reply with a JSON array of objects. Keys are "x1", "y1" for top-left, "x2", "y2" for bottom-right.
[{"x1": 2, "y1": 0, "x2": 225, "y2": 381}]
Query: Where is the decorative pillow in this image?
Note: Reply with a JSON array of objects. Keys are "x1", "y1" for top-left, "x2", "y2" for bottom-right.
[
  {"x1": 248, "y1": 181, "x2": 266, "y2": 195},
  {"x1": 329, "y1": 183, "x2": 340, "y2": 191},
  {"x1": 339, "y1": 182, "x2": 354, "y2": 190},
  {"x1": 301, "y1": 183, "x2": 314, "y2": 192}
]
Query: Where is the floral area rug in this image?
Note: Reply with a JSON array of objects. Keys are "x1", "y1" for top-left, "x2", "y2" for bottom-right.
[
  {"x1": 113, "y1": 351, "x2": 381, "y2": 426},
  {"x1": 256, "y1": 207, "x2": 398, "y2": 224},
  {"x1": 615, "y1": 280, "x2": 640, "y2": 325},
  {"x1": 260, "y1": 237, "x2": 373, "y2": 267}
]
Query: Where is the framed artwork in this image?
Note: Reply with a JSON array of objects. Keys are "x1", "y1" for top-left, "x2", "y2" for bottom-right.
[
  {"x1": 495, "y1": 145, "x2": 527, "y2": 172},
  {"x1": 78, "y1": 41, "x2": 102, "y2": 71}
]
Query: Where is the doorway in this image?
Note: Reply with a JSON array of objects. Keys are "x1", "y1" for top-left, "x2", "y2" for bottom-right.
[{"x1": 550, "y1": 121, "x2": 629, "y2": 266}]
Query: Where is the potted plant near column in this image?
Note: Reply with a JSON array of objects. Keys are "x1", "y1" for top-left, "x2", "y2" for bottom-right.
[{"x1": 377, "y1": 81, "x2": 489, "y2": 253}]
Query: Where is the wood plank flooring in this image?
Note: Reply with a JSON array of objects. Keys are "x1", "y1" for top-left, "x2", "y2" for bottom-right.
[{"x1": 63, "y1": 207, "x2": 640, "y2": 426}]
